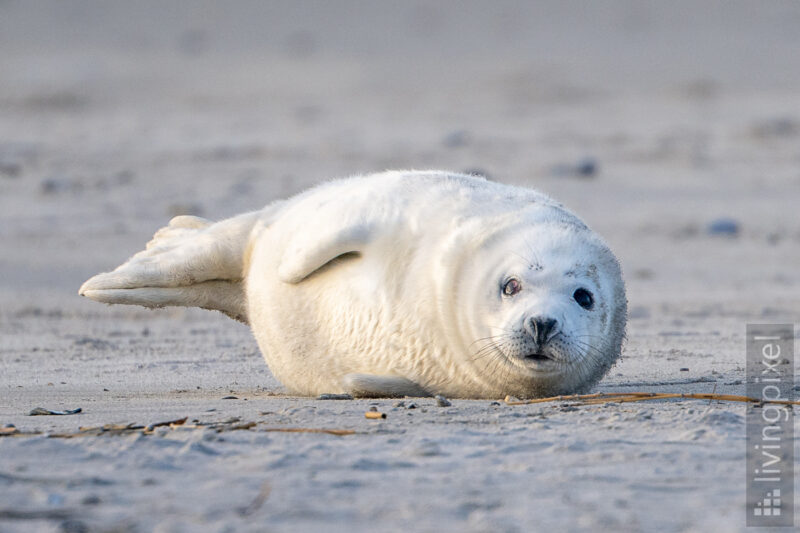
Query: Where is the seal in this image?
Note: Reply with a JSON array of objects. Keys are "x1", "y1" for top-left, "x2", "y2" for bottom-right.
[{"x1": 80, "y1": 170, "x2": 626, "y2": 398}]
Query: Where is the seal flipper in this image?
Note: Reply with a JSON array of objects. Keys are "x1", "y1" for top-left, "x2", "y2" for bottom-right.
[
  {"x1": 79, "y1": 211, "x2": 261, "y2": 323},
  {"x1": 277, "y1": 221, "x2": 374, "y2": 284},
  {"x1": 343, "y1": 373, "x2": 431, "y2": 398}
]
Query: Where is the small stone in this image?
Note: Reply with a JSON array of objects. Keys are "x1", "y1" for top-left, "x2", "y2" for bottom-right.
[
  {"x1": 406, "y1": 402, "x2": 417, "y2": 409},
  {"x1": 317, "y1": 393, "x2": 353, "y2": 400},
  {"x1": 81, "y1": 495, "x2": 101, "y2": 505},
  {"x1": 707, "y1": 218, "x2": 739, "y2": 237},
  {"x1": 443, "y1": 130, "x2": 470, "y2": 148},
  {"x1": 551, "y1": 157, "x2": 598, "y2": 178},
  {"x1": 393, "y1": 401, "x2": 405, "y2": 407},
  {"x1": 489, "y1": 401, "x2": 501, "y2": 406},
  {"x1": 679, "y1": 368, "x2": 690, "y2": 372},
  {"x1": 575, "y1": 157, "x2": 597, "y2": 177},
  {"x1": 221, "y1": 395, "x2": 238, "y2": 400},
  {"x1": 41, "y1": 177, "x2": 71, "y2": 194},
  {"x1": 434, "y1": 395, "x2": 452, "y2": 407}
]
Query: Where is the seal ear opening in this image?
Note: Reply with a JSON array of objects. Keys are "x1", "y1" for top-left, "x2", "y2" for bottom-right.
[{"x1": 79, "y1": 211, "x2": 260, "y2": 323}]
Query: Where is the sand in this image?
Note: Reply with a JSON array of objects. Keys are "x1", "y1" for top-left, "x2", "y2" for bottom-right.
[{"x1": 1, "y1": 1, "x2": 800, "y2": 531}]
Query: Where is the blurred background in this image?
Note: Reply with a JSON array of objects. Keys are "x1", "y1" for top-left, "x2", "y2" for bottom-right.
[{"x1": 1, "y1": 0, "x2": 799, "y2": 326}]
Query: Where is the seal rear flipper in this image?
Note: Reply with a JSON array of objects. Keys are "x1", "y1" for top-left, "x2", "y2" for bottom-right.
[
  {"x1": 79, "y1": 210, "x2": 262, "y2": 323},
  {"x1": 343, "y1": 373, "x2": 431, "y2": 398}
]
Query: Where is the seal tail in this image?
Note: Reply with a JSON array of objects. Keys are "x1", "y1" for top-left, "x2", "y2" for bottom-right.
[{"x1": 79, "y1": 211, "x2": 261, "y2": 323}]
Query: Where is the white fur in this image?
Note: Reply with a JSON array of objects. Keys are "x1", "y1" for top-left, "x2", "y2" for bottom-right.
[{"x1": 81, "y1": 171, "x2": 626, "y2": 398}]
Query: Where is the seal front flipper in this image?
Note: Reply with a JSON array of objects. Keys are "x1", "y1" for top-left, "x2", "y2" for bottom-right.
[
  {"x1": 343, "y1": 373, "x2": 431, "y2": 398},
  {"x1": 277, "y1": 220, "x2": 375, "y2": 284},
  {"x1": 79, "y1": 210, "x2": 263, "y2": 323}
]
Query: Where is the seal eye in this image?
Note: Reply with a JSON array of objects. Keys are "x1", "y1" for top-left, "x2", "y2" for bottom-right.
[
  {"x1": 502, "y1": 278, "x2": 522, "y2": 297},
  {"x1": 573, "y1": 288, "x2": 594, "y2": 310}
]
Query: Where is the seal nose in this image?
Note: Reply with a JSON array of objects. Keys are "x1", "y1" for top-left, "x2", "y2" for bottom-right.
[{"x1": 525, "y1": 316, "x2": 559, "y2": 347}]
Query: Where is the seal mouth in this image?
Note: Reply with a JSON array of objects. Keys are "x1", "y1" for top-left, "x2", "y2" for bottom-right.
[{"x1": 523, "y1": 352, "x2": 552, "y2": 362}]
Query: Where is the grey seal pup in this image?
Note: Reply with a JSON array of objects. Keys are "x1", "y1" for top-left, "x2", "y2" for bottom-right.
[{"x1": 80, "y1": 170, "x2": 626, "y2": 398}]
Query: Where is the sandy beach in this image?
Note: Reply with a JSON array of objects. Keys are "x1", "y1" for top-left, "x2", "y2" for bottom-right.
[{"x1": 2, "y1": 1, "x2": 800, "y2": 531}]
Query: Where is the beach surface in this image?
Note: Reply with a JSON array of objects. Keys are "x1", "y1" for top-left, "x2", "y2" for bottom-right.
[{"x1": 1, "y1": 2, "x2": 800, "y2": 531}]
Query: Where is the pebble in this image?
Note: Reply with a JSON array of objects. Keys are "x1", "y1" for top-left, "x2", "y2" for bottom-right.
[
  {"x1": 81, "y1": 495, "x2": 101, "y2": 505},
  {"x1": 575, "y1": 158, "x2": 597, "y2": 176},
  {"x1": 551, "y1": 157, "x2": 598, "y2": 178},
  {"x1": 434, "y1": 395, "x2": 452, "y2": 407},
  {"x1": 442, "y1": 130, "x2": 470, "y2": 148},
  {"x1": 707, "y1": 218, "x2": 739, "y2": 237},
  {"x1": 406, "y1": 402, "x2": 417, "y2": 409},
  {"x1": 679, "y1": 368, "x2": 690, "y2": 372},
  {"x1": 317, "y1": 393, "x2": 353, "y2": 400},
  {"x1": 40, "y1": 177, "x2": 74, "y2": 194}
]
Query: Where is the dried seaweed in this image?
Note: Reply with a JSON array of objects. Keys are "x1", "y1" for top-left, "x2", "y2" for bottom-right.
[
  {"x1": 503, "y1": 392, "x2": 800, "y2": 407},
  {"x1": 28, "y1": 407, "x2": 82, "y2": 416},
  {"x1": 1, "y1": 416, "x2": 356, "y2": 438}
]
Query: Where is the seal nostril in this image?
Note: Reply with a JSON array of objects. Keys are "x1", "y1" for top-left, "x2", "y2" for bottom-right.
[{"x1": 526, "y1": 316, "x2": 558, "y2": 346}]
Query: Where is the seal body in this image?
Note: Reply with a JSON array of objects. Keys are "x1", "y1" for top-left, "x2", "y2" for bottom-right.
[{"x1": 80, "y1": 171, "x2": 627, "y2": 398}]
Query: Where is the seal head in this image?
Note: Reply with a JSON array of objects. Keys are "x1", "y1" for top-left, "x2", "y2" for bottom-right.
[{"x1": 442, "y1": 210, "x2": 626, "y2": 398}]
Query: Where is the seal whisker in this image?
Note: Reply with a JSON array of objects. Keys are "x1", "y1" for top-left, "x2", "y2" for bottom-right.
[
  {"x1": 467, "y1": 334, "x2": 511, "y2": 350},
  {"x1": 469, "y1": 338, "x2": 508, "y2": 363},
  {"x1": 573, "y1": 339, "x2": 606, "y2": 360}
]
